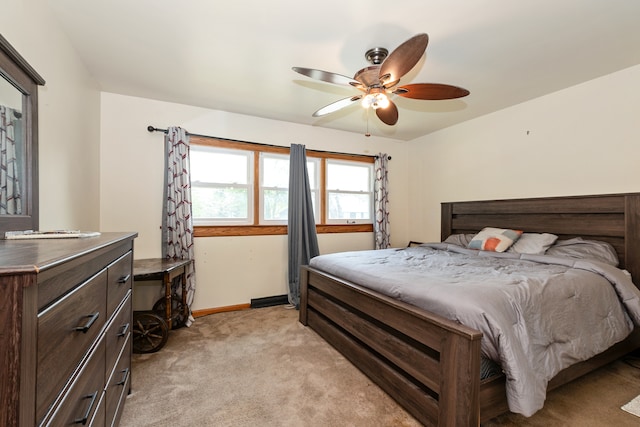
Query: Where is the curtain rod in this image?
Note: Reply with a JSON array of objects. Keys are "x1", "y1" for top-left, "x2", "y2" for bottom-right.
[{"x1": 147, "y1": 126, "x2": 391, "y2": 160}]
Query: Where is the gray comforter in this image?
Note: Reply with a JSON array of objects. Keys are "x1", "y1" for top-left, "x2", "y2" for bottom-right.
[{"x1": 309, "y1": 243, "x2": 640, "y2": 417}]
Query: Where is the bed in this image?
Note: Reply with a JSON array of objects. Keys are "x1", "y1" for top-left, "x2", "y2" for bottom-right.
[{"x1": 299, "y1": 193, "x2": 640, "y2": 426}]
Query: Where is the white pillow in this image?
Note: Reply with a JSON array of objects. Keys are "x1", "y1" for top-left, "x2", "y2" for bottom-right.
[
  {"x1": 508, "y1": 233, "x2": 558, "y2": 255},
  {"x1": 468, "y1": 227, "x2": 523, "y2": 253}
]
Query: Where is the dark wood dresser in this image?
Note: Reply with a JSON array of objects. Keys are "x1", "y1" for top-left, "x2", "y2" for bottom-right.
[{"x1": 0, "y1": 232, "x2": 137, "y2": 427}]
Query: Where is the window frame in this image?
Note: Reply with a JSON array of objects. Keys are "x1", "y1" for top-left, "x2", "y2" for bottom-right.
[{"x1": 190, "y1": 136, "x2": 375, "y2": 237}]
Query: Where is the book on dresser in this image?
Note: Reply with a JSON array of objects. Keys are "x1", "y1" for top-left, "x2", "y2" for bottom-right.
[{"x1": 0, "y1": 232, "x2": 137, "y2": 427}]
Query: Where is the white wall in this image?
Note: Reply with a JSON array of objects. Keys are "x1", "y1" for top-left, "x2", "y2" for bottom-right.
[
  {"x1": 407, "y1": 65, "x2": 640, "y2": 242},
  {"x1": 1, "y1": 1, "x2": 102, "y2": 231},
  {"x1": 100, "y1": 93, "x2": 409, "y2": 311}
]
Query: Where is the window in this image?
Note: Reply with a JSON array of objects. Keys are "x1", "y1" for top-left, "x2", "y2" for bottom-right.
[
  {"x1": 326, "y1": 160, "x2": 373, "y2": 224},
  {"x1": 189, "y1": 136, "x2": 375, "y2": 237},
  {"x1": 191, "y1": 145, "x2": 253, "y2": 225}
]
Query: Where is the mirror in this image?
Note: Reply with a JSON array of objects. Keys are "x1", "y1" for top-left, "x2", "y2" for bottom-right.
[
  {"x1": 0, "y1": 74, "x2": 24, "y2": 214},
  {"x1": 0, "y1": 34, "x2": 45, "y2": 236}
]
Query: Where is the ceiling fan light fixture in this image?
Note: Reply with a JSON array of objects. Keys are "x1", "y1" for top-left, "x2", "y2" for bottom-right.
[
  {"x1": 361, "y1": 89, "x2": 389, "y2": 110},
  {"x1": 373, "y1": 93, "x2": 389, "y2": 109}
]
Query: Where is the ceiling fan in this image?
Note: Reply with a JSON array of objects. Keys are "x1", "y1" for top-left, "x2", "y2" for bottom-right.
[{"x1": 292, "y1": 33, "x2": 469, "y2": 126}]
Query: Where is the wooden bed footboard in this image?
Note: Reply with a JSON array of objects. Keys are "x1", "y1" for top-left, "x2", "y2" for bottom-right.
[{"x1": 300, "y1": 266, "x2": 483, "y2": 427}]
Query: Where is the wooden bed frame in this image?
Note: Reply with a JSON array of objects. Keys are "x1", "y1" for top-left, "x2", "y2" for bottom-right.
[{"x1": 299, "y1": 193, "x2": 640, "y2": 426}]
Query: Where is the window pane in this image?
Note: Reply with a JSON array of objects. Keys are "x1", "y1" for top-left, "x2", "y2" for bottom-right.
[
  {"x1": 262, "y1": 155, "x2": 289, "y2": 188},
  {"x1": 328, "y1": 192, "x2": 371, "y2": 220},
  {"x1": 191, "y1": 149, "x2": 249, "y2": 184},
  {"x1": 263, "y1": 189, "x2": 289, "y2": 220},
  {"x1": 327, "y1": 162, "x2": 371, "y2": 192},
  {"x1": 192, "y1": 187, "x2": 249, "y2": 219},
  {"x1": 307, "y1": 159, "x2": 320, "y2": 222},
  {"x1": 310, "y1": 190, "x2": 319, "y2": 220},
  {"x1": 261, "y1": 155, "x2": 318, "y2": 189},
  {"x1": 306, "y1": 159, "x2": 317, "y2": 189}
]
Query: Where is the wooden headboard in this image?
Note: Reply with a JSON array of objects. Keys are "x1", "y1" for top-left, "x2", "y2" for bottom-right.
[{"x1": 441, "y1": 193, "x2": 640, "y2": 287}]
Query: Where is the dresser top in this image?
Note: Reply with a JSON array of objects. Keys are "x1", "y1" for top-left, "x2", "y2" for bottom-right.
[{"x1": 0, "y1": 232, "x2": 137, "y2": 275}]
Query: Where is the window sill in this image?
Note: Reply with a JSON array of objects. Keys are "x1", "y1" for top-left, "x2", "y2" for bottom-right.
[{"x1": 194, "y1": 223, "x2": 373, "y2": 237}]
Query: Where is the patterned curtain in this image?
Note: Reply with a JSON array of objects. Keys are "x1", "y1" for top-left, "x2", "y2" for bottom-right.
[
  {"x1": 287, "y1": 144, "x2": 319, "y2": 308},
  {"x1": 162, "y1": 126, "x2": 196, "y2": 326},
  {"x1": 0, "y1": 105, "x2": 21, "y2": 215},
  {"x1": 374, "y1": 153, "x2": 390, "y2": 249}
]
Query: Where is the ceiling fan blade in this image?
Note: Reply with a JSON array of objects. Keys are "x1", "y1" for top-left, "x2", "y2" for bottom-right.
[
  {"x1": 312, "y1": 95, "x2": 363, "y2": 117},
  {"x1": 394, "y1": 83, "x2": 470, "y2": 100},
  {"x1": 378, "y1": 33, "x2": 429, "y2": 84},
  {"x1": 292, "y1": 67, "x2": 360, "y2": 87},
  {"x1": 375, "y1": 100, "x2": 399, "y2": 126}
]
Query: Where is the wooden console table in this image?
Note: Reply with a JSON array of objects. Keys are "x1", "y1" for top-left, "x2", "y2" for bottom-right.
[{"x1": 133, "y1": 258, "x2": 192, "y2": 329}]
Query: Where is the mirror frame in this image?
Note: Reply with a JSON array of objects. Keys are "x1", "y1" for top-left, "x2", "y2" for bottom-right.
[{"x1": 0, "y1": 34, "x2": 45, "y2": 236}]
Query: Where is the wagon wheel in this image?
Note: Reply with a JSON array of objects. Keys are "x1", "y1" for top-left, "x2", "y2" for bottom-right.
[
  {"x1": 132, "y1": 312, "x2": 169, "y2": 353},
  {"x1": 153, "y1": 295, "x2": 187, "y2": 329}
]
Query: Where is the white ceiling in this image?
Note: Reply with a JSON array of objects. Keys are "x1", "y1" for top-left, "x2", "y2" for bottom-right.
[{"x1": 47, "y1": 1, "x2": 640, "y2": 141}]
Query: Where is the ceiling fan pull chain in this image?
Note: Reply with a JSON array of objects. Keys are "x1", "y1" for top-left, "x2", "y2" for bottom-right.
[{"x1": 365, "y1": 108, "x2": 371, "y2": 137}]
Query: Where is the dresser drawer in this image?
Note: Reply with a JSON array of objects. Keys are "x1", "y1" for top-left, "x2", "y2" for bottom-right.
[
  {"x1": 107, "y1": 252, "x2": 133, "y2": 318},
  {"x1": 41, "y1": 338, "x2": 106, "y2": 427},
  {"x1": 105, "y1": 339, "x2": 131, "y2": 427},
  {"x1": 105, "y1": 293, "x2": 132, "y2": 381},
  {"x1": 37, "y1": 270, "x2": 108, "y2": 421}
]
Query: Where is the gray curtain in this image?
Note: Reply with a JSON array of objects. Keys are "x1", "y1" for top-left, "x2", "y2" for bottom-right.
[
  {"x1": 162, "y1": 126, "x2": 196, "y2": 326},
  {"x1": 374, "y1": 153, "x2": 391, "y2": 249},
  {"x1": 287, "y1": 144, "x2": 319, "y2": 308}
]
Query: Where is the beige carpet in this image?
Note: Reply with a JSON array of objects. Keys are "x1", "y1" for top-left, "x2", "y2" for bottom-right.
[{"x1": 120, "y1": 305, "x2": 640, "y2": 427}]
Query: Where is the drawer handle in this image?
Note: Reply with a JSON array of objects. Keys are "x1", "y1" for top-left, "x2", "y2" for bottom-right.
[
  {"x1": 116, "y1": 368, "x2": 130, "y2": 386},
  {"x1": 117, "y1": 274, "x2": 131, "y2": 284},
  {"x1": 117, "y1": 322, "x2": 130, "y2": 337},
  {"x1": 74, "y1": 312, "x2": 100, "y2": 333},
  {"x1": 74, "y1": 391, "x2": 98, "y2": 425}
]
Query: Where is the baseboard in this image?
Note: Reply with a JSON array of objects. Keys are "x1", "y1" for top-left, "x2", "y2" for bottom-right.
[
  {"x1": 192, "y1": 303, "x2": 250, "y2": 318},
  {"x1": 250, "y1": 294, "x2": 289, "y2": 308},
  {"x1": 191, "y1": 295, "x2": 289, "y2": 318}
]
